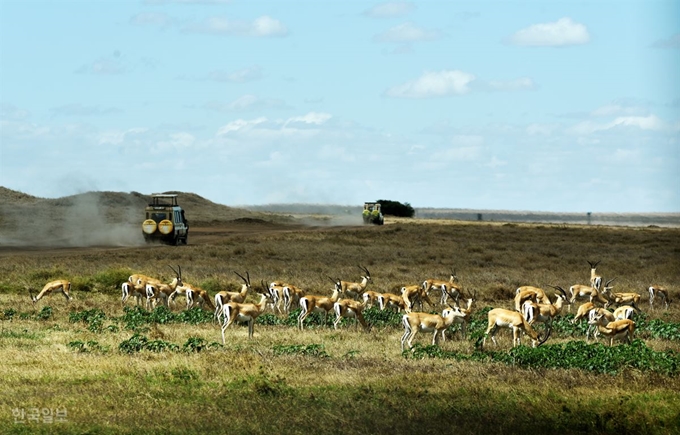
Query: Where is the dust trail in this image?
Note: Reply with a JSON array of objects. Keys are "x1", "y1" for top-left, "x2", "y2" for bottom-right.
[
  {"x1": 0, "y1": 192, "x2": 145, "y2": 247},
  {"x1": 243, "y1": 203, "x2": 365, "y2": 227}
]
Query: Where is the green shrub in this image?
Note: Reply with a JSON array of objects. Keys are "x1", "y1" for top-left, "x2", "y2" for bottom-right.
[
  {"x1": 93, "y1": 268, "x2": 132, "y2": 291},
  {"x1": 273, "y1": 343, "x2": 329, "y2": 358}
]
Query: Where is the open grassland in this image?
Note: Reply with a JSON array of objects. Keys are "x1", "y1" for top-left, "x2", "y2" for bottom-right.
[{"x1": 1, "y1": 220, "x2": 680, "y2": 434}]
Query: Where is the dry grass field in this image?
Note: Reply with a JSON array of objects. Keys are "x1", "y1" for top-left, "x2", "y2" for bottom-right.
[{"x1": 1, "y1": 192, "x2": 679, "y2": 434}]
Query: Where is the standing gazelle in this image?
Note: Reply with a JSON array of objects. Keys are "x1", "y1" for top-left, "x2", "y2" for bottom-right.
[
  {"x1": 214, "y1": 272, "x2": 251, "y2": 323},
  {"x1": 568, "y1": 278, "x2": 615, "y2": 311},
  {"x1": 221, "y1": 292, "x2": 270, "y2": 343},
  {"x1": 334, "y1": 265, "x2": 372, "y2": 300},
  {"x1": 648, "y1": 285, "x2": 671, "y2": 310},
  {"x1": 478, "y1": 308, "x2": 550, "y2": 349},
  {"x1": 422, "y1": 268, "x2": 462, "y2": 305},
  {"x1": 30, "y1": 279, "x2": 73, "y2": 305},
  {"x1": 588, "y1": 260, "x2": 602, "y2": 290},
  {"x1": 333, "y1": 298, "x2": 370, "y2": 331},
  {"x1": 401, "y1": 307, "x2": 467, "y2": 351},
  {"x1": 521, "y1": 286, "x2": 570, "y2": 327},
  {"x1": 297, "y1": 285, "x2": 342, "y2": 330},
  {"x1": 588, "y1": 312, "x2": 635, "y2": 346}
]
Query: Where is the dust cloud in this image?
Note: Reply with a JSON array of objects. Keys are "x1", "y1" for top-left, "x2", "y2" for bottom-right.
[
  {"x1": 0, "y1": 193, "x2": 145, "y2": 248},
  {"x1": 244, "y1": 203, "x2": 366, "y2": 227}
]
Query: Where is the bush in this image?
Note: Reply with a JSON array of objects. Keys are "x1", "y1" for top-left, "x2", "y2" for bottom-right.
[{"x1": 377, "y1": 199, "x2": 414, "y2": 218}]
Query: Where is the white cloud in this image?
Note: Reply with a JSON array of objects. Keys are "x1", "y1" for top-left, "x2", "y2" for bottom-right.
[
  {"x1": 216, "y1": 117, "x2": 268, "y2": 135},
  {"x1": 590, "y1": 104, "x2": 644, "y2": 117},
  {"x1": 364, "y1": 2, "x2": 415, "y2": 18},
  {"x1": 487, "y1": 77, "x2": 535, "y2": 91},
  {"x1": 486, "y1": 156, "x2": 507, "y2": 168},
  {"x1": 510, "y1": 17, "x2": 590, "y2": 47},
  {"x1": 609, "y1": 115, "x2": 664, "y2": 130},
  {"x1": 98, "y1": 128, "x2": 148, "y2": 146},
  {"x1": 569, "y1": 114, "x2": 665, "y2": 135},
  {"x1": 284, "y1": 112, "x2": 332, "y2": 127},
  {"x1": 386, "y1": 70, "x2": 475, "y2": 98},
  {"x1": 0, "y1": 103, "x2": 30, "y2": 120},
  {"x1": 526, "y1": 123, "x2": 556, "y2": 136},
  {"x1": 153, "y1": 132, "x2": 196, "y2": 152},
  {"x1": 184, "y1": 15, "x2": 288, "y2": 37},
  {"x1": 374, "y1": 22, "x2": 441, "y2": 43}
]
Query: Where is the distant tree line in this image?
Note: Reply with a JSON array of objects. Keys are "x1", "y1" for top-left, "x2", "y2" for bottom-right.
[{"x1": 377, "y1": 199, "x2": 415, "y2": 218}]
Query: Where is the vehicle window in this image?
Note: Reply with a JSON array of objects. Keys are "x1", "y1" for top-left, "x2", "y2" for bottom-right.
[{"x1": 151, "y1": 212, "x2": 167, "y2": 223}]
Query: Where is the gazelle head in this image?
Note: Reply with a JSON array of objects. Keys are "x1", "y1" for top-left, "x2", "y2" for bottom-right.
[
  {"x1": 235, "y1": 271, "x2": 251, "y2": 288},
  {"x1": 548, "y1": 285, "x2": 570, "y2": 305},
  {"x1": 587, "y1": 260, "x2": 601, "y2": 270},
  {"x1": 358, "y1": 265, "x2": 371, "y2": 282},
  {"x1": 329, "y1": 277, "x2": 342, "y2": 292},
  {"x1": 169, "y1": 265, "x2": 183, "y2": 286}
]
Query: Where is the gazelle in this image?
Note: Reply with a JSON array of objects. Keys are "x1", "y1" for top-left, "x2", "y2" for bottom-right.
[
  {"x1": 144, "y1": 265, "x2": 183, "y2": 309},
  {"x1": 361, "y1": 290, "x2": 382, "y2": 308},
  {"x1": 613, "y1": 305, "x2": 637, "y2": 321},
  {"x1": 588, "y1": 260, "x2": 602, "y2": 290},
  {"x1": 401, "y1": 284, "x2": 434, "y2": 313},
  {"x1": 515, "y1": 286, "x2": 551, "y2": 308},
  {"x1": 221, "y1": 291, "x2": 270, "y2": 343},
  {"x1": 448, "y1": 294, "x2": 476, "y2": 339},
  {"x1": 478, "y1": 308, "x2": 550, "y2": 349},
  {"x1": 400, "y1": 307, "x2": 467, "y2": 351},
  {"x1": 185, "y1": 284, "x2": 215, "y2": 311},
  {"x1": 333, "y1": 265, "x2": 372, "y2": 300},
  {"x1": 572, "y1": 301, "x2": 599, "y2": 340},
  {"x1": 648, "y1": 285, "x2": 671, "y2": 310},
  {"x1": 514, "y1": 288, "x2": 539, "y2": 312},
  {"x1": 297, "y1": 286, "x2": 342, "y2": 330},
  {"x1": 588, "y1": 312, "x2": 635, "y2": 346},
  {"x1": 422, "y1": 268, "x2": 462, "y2": 305},
  {"x1": 268, "y1": 282, "x2": 287, "y2": 314},
  {"x1": 214, "y1": 272, "x2": 251, "y2": 323},
  {"x1": 601, "y1": 288, "x2": 641, "y2": 311},
  {"x1": 568, "y1": 278, "x2": 614, "y2": 311},
  {"x1": 29, "y1": 279, "x2": 73, "y2": 304},
  {"x1": 283, "y1": 284, "x2": 306, "y2": 314},
  {"x1": 333, "y1": 298, "x2": 370, "y2": 331},
  {"x1": 121, "y1": 281, "x2": 146, "y2": 308},
  {"x1": 521, "y1": 286, "x2": 569, "y2": 326},
  {"x1": 378, "y1": 292, "x2": 407, "y2": 312}
]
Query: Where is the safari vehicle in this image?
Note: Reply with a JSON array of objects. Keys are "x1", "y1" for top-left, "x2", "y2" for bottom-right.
[
  {"x1": 362, "y1": 202, "x2": 384, "y2": 225},
  {"x1": 142, "y1": 194, "x2": 189, "y2": 245}
]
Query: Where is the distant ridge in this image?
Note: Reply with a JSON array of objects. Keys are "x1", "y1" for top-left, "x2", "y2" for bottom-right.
[{"x1": 0, "y1": 187, "x2": 275, "y2": 225}]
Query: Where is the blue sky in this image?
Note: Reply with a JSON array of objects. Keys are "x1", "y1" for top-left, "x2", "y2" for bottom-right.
[{"x1": 1, "y1": 1, "x2": 678, "y2": 212}]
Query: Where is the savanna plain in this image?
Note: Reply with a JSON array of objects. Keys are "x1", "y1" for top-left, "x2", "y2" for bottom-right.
[{"x1": 1, "y1": 218, "x2": 680, "y2": 434}]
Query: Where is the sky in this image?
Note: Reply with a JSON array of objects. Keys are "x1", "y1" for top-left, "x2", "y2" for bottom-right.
[{"x1": 0, "y1": 1, "x2": 678, "y2": 213}]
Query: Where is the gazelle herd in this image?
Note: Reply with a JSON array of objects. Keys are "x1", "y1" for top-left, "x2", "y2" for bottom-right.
[{"x1": 27, "y1": 260, "x2": 672, "y2": 351}]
